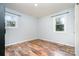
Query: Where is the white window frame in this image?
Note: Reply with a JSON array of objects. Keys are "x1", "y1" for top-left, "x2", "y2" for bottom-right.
[
  {"x1": 53, "y1": 15, "x2": 67, "y2": 33},
  {"x1": 5, "y1": 12, "x2": 18, "y2": 28}
]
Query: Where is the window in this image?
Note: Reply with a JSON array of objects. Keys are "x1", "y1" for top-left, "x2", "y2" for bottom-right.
[
  {"x1": 53, "y1": 15, "x2": 66, "y2": 33},
  {"x1": 56, "y1": 17, "x2": 64, "y2": 31},
  {"x1": 5, "y1": 12, "x2": 19, "y2": 28}
]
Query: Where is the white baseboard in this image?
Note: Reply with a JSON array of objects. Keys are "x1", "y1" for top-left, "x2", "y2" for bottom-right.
[
  {"x1": 5, "y1": 38, "x2": 75, "y2": 47},
  {"x1": 40, "y1": 39, "x2": 75, "y2": 47},
  {"x1": 5, "y1": 39, "x2": 37, "y2": 46}
]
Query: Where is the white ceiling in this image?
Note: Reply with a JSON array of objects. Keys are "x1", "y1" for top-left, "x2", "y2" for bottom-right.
[{"x1": 5, "y1": 3, "x2": 75, "y2": 17}]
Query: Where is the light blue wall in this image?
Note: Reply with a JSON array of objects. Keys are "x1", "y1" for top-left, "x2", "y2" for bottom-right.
[
  {"x1": 5, "y1": 8, "x2": 37, "y2": 45},
  {"x1": 5, "y1": 8, "x2": 75, "y2": 47},
  {"x1": 38, "y1": 8, "x2": 75, "y2": 46}
]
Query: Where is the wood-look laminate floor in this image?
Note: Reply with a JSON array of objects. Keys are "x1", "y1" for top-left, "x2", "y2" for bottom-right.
[{"x1": 5, "y1": 39, "x2": 75, "y2": 56}]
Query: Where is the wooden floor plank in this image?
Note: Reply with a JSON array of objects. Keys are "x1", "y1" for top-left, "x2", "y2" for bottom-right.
[{"x1": 5, "y1": 39, "x2": 75, "y2": 56}]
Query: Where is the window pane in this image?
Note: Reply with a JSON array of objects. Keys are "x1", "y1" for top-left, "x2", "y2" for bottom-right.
[
  {"x1": 56, "y1": 17, "x2": 64, "y2": 25},
  {"x1": 5, "y1": 12, "x2": 18, "y2": 28},
  {"x1": 55, "y1": 17, "x2": 65, "y2": 31},
  {"x1": 56, "y1": 25, "x2": 64, "y2": 31},
  {"x1": 7, "y1": 20, "x2": 16, "y2": 27},
  {"x1": 56, "y1": 17, "x2": 62, "y2": 25}
]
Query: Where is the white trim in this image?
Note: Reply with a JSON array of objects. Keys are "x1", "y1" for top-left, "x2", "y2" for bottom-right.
[
  {"x1": 5, "y1": 38, "x2": 74, "y2": 47},
  {"x1": 39, "y1": 39, "x2": 75, "y2": 47},
  {"x1": 5, "y1": 39, "x2": 37, "y2": 46},
  {"x1": 53, "y1": 14, "x2": 67, "y2": 33},
  {"x1": 5, "y1": 11, "x2": 19, "y2": 29}
]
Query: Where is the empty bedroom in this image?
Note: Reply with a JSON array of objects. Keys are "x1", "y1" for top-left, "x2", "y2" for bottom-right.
[{"x1": 3, "y1": 3, "x2": 75, "y2": 56}]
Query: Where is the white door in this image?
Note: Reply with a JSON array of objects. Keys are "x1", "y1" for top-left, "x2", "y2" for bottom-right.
[{"x1": 75, "y1": 3, "x2": 79, "y2": 56}]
